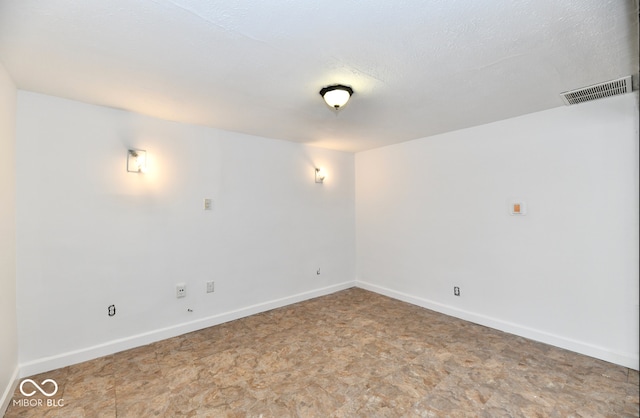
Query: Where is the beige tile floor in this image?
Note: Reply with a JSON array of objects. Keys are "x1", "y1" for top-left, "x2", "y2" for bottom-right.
[{"x1": 5, "y1": 288, "x2": 639, "y2": 417}]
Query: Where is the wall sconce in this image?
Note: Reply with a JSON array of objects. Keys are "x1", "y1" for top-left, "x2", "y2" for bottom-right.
[
  {"x1": 127, "y1": 149, "x2": 147, "y2": 173},
  {"x1": 319, "y1": 84, "x2": 353, "y2": 110},
  {"x1": 315, "y1": 168, "x2": 326, "y2": 184}
]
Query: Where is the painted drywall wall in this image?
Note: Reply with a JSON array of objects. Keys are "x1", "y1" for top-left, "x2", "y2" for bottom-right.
[
  {"x1": 355, "y1": 92, "x2": 639, "y2": 369},
  {"x1": 0, "y1": 62, "x2": 19, "y2": 413},
  {"x1": 15, "y1": 91, "x2": 355, "y2": 374}
]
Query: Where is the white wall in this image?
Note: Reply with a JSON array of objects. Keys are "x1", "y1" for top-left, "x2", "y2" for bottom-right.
[
  {"x1": 356, "y1": 93, "x2": 639, "y2": 369},
  {"x1": 11, "y1": 86, "x2": 639, "y2": 378},
  {"x1": 16, "y1": 91, "x2": 355, "y2": 375},
  {"x1": 0, "y1": 62, "x2": 18, "y2": 413}
]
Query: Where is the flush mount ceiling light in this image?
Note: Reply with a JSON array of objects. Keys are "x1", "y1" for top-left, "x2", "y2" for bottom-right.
[{"x1": 319, "y1": 84, "x2": 353, "y2": 110}]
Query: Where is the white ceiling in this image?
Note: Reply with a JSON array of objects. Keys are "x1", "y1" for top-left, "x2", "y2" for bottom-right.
[{"x1": 0, "y1": 0, "x2": 638, "y2": 152}]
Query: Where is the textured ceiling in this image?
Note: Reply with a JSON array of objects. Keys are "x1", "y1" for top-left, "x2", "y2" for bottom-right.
[{"x1": 0, "y1": 0, "x2": 638, "y2": 152}]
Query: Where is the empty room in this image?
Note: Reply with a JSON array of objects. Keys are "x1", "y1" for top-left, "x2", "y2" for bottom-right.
[{"x1": 0, "y1": 1, "x2": 638, "y2": 417}]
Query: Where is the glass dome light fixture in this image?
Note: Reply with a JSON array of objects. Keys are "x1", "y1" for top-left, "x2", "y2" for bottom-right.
[{"x1": 319, "y1": 84, "x2": 354, "y2": 110}]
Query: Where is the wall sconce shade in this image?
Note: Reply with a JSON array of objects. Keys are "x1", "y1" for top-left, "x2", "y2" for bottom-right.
[
  {"x1": 127, "y1": 149, "x2": 147, "y2": 173},
  {"x1": 319, "y1": 85, "x2": 353, "y2": 110},
  {"x1": 315, "y1": 168, "x2": 326, "y2": 184}
]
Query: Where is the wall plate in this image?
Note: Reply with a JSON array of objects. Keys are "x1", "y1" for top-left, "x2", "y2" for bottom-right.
[{"x1": 509, "y1": 200, "x2": 527, "y2": 215}]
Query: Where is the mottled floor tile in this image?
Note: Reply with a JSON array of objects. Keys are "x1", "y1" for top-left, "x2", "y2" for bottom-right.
[{"x1": 5, "y1": 288, "x2": 639, "y2": 417}]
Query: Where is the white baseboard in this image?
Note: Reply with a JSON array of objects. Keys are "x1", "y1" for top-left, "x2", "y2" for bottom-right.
[
  {"x1": 357, "y1": 280, "x2": 639, "y2": 370},
  {"x1": 0, "y1": 365, "x2": 19, "y2": 417},
  {"x1": 19, "y1": 281, "x2": 356, "y2": 378},
  {"x1": 17, "y1": 279, "x2": 638, "y2": 379}
]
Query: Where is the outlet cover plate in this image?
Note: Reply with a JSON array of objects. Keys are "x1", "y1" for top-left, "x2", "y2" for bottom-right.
[{"x1": 176, "y1": 284, "x2": 186, "y2": 298}]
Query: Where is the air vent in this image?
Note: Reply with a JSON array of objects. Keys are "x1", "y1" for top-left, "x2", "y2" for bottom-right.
[{"x1": 560, "y1": 76, "x2": 632, "y2": 105}]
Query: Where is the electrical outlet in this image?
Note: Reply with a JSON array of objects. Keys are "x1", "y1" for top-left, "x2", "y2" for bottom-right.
[
  {"x1": 206, "y1": 281, "x2": 214, "y2": 293},
  {"x1": 176, "y1": 283, "x2": 186, "y2": 298},
  {"x1": 454, "y1": 286, "x2": 460, "y2": 296}
]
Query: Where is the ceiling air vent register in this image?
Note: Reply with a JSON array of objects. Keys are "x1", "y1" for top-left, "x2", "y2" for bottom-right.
[{"x1": 560, "y1": 76, "x2": 632, "y2": 105}]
